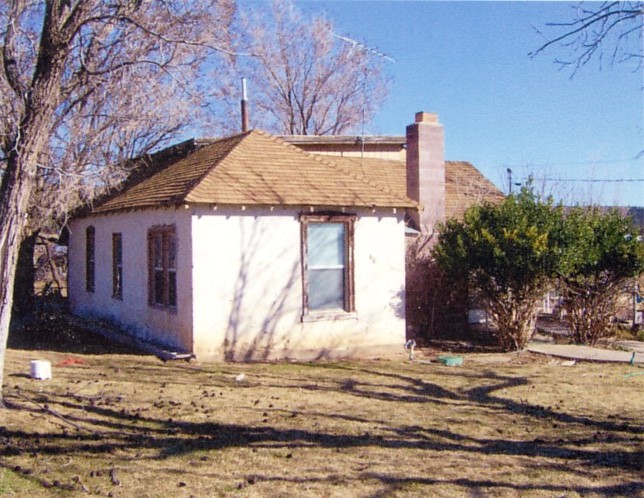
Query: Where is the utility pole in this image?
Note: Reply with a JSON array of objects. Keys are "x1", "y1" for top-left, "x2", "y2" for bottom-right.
[{"x1": 634, "y1": 282, "x2": 642, "y2": 331}]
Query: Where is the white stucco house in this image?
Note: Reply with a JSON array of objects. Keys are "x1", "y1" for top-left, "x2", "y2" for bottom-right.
[
  {"x1": 68, "y1": 112, "x2": 503, "y2": 360},
  {"x1": 68, "y1": 129, "x2": 417, "y2": 360}
]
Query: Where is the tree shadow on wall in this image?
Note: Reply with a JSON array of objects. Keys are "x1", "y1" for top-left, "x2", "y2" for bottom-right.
[{"x1": 223, "y1": 215, "x2": 300, "y2": 362}]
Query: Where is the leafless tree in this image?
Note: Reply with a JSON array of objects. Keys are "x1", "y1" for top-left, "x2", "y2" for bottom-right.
[
  {"x1": 212, "y1": 0, "x2": 390, "y2": 135},
  {"x1": 0, "y1": 0, "x2": 236, "y2": 406},
  {"x1": 531, "y1": 1, "x2": 643, "y2": 73}
]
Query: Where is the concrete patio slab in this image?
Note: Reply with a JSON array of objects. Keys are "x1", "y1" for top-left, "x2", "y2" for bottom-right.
[{"x1": 527, "y1": 341, "x2": 643, "y2": 363}]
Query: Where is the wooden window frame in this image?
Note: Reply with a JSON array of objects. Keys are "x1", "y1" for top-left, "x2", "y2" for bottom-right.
[
  {"x1": 147, "y1": 225, "x2": 177, "y2": 310},
  {"x1": 300, "y1": 213, "x2": 355, "y2": 321},
  {"x1": 112, "y1": 233, "x2": 123, "y2": 300},
  {"x1": 85, "y1": 226, "x2": 95, "y2": 293}
]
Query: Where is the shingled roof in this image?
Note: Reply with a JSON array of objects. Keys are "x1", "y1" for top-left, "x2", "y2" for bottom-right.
[
  {"x1": 318, "y1": 157, "x2": 504, "y2": 221},
  {"x1": 444, "y1": 161, "x2": 505, "y2": 220},
  {"x1": 92, "y1": 130, "x2": 417, "y2": 214}
]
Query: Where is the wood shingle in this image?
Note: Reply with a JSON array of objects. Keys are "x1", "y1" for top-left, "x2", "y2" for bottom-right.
[{"x1": 92, "y1": 130, "x2": 416, "y2": 214}]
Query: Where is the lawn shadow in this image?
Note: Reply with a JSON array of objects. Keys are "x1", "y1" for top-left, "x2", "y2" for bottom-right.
[
  {"x1": 290, "y1": 363, "x2": 644, "y2": 436},
  {"x1": 3, "y1": 373, "x2": 641, "y2": 478},
  {"x1": 2, "y1": 348, "x2": 642, "y2": 495},
  {"x1": 8, "y1": 309, "x2": 146, "y2": 356}
]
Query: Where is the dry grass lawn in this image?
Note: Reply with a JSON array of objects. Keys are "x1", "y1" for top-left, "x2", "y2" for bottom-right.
[{"x1": 1, "y1": 324, "x2": 643, "y2": 497}]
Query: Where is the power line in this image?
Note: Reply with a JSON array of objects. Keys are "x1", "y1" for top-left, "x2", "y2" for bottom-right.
[
  {"x1": 509, "y1": 157, "x2": 642, "y2": 170},
  {"x1": 538, "y1": 157, "x2": 642, "y2": 166},
  {"x1": 527, "y1": 177, "x2": 644, "y2": 183}
]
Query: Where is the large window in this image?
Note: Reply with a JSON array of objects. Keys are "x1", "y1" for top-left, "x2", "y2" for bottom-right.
[
  {"x1": 148, "y1": 225, "x2": 177, "y2": 309},
  {"x1": 85, "y1": 226, "x2": 95, "y2": 293},
  {"x1": 300, "y1": 214, "x2": 354, "y2": 317},
  {"x1": 112, "y1": 233, "x2": 123, "y2": 299}
]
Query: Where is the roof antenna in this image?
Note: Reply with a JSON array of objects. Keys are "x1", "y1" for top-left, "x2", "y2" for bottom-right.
[
  {"x1": 332, "y1": 34, "x2": 394, "y2": 161},
  {"x1": 241, "y1": 78, "x2": 249, "y2": 132}
]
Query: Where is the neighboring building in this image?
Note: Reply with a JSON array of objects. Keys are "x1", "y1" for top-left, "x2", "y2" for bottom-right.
[
  {"x1": 68, "y1": 112, "x2": 503, "y2": 359},
  {"x1": 283, "y1": 112, "x2": 504, "y2": 229}
]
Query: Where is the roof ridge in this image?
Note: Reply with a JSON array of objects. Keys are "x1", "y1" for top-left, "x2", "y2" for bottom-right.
[
  {"x1": 182, "y1": 131, "x2": 253, "y2": 201},
  {"x1": 261, "y1": 132, "x2": 417, "y2": 208},
  {"x1": 193, "y1": 130, "x2": 251, "y2": 147}
]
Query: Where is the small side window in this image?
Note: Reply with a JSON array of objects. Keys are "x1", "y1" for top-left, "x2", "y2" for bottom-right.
[
  {"x1": 112, "y1": 233, "x2": 123, "y2": 299},
  {"x1": 85, "y1": 226, "x2": 95, "y2": 293},
  {"x1": 148, "y1": 225, "x2": 177, "y2": 309}
]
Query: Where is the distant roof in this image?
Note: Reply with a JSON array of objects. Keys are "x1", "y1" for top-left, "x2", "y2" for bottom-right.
[
  {"x1": 280, "y1": 135, "x2": 504, "y2": 220},
  {"x1": 304, "y1": 156, "x2": 504, "y2": 221},
  {"x1": 627, "y1": 206, "x2": 644, "y2": 234},
  {"x1": 583, "y1": 206, "x2": 644, "y2": 235},
  {"x1": 444, "y1": 161, "x2": 505, "y2": 220},
  {"x1": 91, "y1": 130, "x2": 416, "y2": 215}
]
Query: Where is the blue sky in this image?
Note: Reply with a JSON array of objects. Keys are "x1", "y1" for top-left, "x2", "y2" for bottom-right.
[{"x1": 293, "y1": 1, "x2": 643, "y2": 207}]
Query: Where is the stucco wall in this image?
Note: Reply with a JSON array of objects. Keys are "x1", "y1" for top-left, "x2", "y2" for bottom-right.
[
  {"x1": 191, "y1": 206, "x2": 407, "y2": 360},
  {"x1": 69, "y1": 206, "x2": 407, "y2": 360},
  {"x1": 68, "y1": 209, "x2": 193, "y2": 352}
]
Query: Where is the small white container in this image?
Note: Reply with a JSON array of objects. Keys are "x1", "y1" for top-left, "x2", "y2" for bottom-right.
[{"x1": 30, "y1": 360, "x2": 52, "y2": 380}]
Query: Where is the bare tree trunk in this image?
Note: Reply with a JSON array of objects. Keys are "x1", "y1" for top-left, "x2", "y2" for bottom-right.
[
  {"x1": 12, "y1": 232, "x2": 38, "y2": 318},
  {"x1": 561, "y1": 279, "x2": 623, "y2": 346},
  {"x1": 0, "y1": 83, "x2": 61, "y2": 408},
  {"x1": 0, "y1": 0, "x2": 70, "y2": 405},
  {"x1": 0, "y1": 158, "x2": 37, "y2": 407},
  {"x1": 485, "y1": 288, "x2": 541, "y2": 352}
]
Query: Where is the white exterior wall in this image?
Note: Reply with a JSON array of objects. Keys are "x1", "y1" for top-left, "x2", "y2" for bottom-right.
[
  {"x1": 68, "y1": 209, "x2": 193, "y2": 352},
  {"x1": 69, "y1": 206, "x2": 407, "y2": 361},
  {"x1": 191, "y1": 206, "x2": 406, "y2": 360}
]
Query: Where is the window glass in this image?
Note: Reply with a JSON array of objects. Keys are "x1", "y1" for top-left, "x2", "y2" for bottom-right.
[
  {"x1": 308, "y1": 223, "x2": 345, "y2": 268},
  {"x1": 309, "y1": 268, "x2": 345, "y2": 310},
  {"x1": 168, "y1": 270, "x2": 177, "y2": 307},
  {"x1": 112, "y1": 233, "x2": 123, "y2": 299},
  {"x1": 307, "y1": 222, "x2": 346, "y2": 311},
  {"x1": 154, "y1": 270, "x2": 164, "y2": 305},
  {"x1": 168, "y1": 237, "x2": 177, "y2": 269},
  {"x1": 153, "y1": 235, "x2": 163, "y2": 269}
]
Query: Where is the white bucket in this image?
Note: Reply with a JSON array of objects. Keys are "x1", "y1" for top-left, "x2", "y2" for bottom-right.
[{"x1": 30, "y1": 360, "x2": 52, "y2": 380}]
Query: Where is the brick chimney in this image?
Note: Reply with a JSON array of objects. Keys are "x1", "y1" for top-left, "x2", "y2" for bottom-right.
[{"x1": 406, "y1": 112, "x2": 445, "y2": 234}]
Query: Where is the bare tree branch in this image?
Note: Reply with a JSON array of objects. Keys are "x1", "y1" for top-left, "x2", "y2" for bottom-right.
[
  {"x1": 531, "y1": 1, "x2": 643, "y2": 73},
  {"x1": 210, "y1": 0, "x2": 390, "y2": 136},
  {"x1": 0, "y1": 0, "x2": 237, "y2": 406}
]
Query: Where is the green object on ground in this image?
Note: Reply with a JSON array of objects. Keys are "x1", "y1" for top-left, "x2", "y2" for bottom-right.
[{"x1": 437, "y1": 355, "x2": 463, "y2": 366}]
